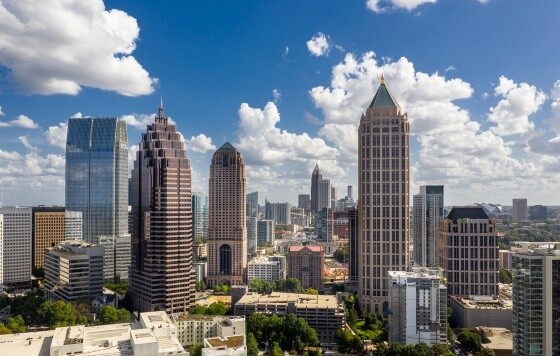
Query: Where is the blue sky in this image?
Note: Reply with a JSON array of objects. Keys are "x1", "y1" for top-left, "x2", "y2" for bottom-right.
[{"x1": 1, "y1": 0, "x2": 560, "y2": 207}]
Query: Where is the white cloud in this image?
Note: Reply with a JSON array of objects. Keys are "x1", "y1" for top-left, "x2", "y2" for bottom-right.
[
  {"x1": 44, "y1": 122, "x2": 68, "y2": 149},
  {"x1": 128, "y1": 144, "x2": 139, "y2": 173},
  {"x1": 71, "y1": 112, "x2": 83, "y2": 119},
  {"x1": 306, "y1": 32, "x2": 331, "y2": 57},
  {"x1": 0, "y1": 114, "x2": 39, "y2": 129},
  {"x1": 488, "y1": 76, "x2": 546, "y2": 136},
  {"x1": 0, "y1": 105, "x2": 4, "y2": 116},
  {"x1": 283, "y1": 46, "x2": 289, "y2": 57},
  {"x1": 18, "y1": 135, "x2": 39, "y2": 152},
  {"x1": 366, "y1": 0, "x2": 488, "y2": 12},
  {"x1": 272, "y1": 89, "x2": 282, "y2": 103},
  {"x1": 0, "y1": 149, "x2": 21, "y2": 160},
  {"x1": 546, "y1": 80, "x2": 560, "y2": 136},
  {"x1": 119, "y1": 113, "x2": 156, "y2": 129},
  {"x1": 445, "y1": 65, "x2": 456, "y2": 72},
  {"x1": 186, "y1": 134, "x2": 217, "y2": 153},
  {"x1": 0, "y1": 0, "x2": 155, "y2": 96}
]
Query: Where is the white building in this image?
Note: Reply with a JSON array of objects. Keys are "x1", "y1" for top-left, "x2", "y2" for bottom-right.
[
  {"x1": 247, "y1": 255, "x2": 286, "y2": 283},
  {"x1": 194, "y1": 261, "x2": 207, "y2": 283},
  {"x1": 388, "y1": 268, "x2": 447, "y2": 346},
  {"x1": 202, "y1": 335, "x2": 246, "y2": 356},
  {"x1": 172, "y1": 315, "x2": 246, "y2": 348},
  {"x1": 0, "y1": 213, "x2": 3, "y2": 289},
  {"x1": 64, "y1": 210, "x2": 83, "y2": 241},
  {"x1": 0, "y1": 207, "x2": 32, "y2": 289}
]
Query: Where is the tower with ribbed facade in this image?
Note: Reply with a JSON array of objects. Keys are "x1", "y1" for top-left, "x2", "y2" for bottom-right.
[
  {"x1": 130, "y1": 102, "x2": 195, "y2": 313},
  {"x1": 207, "y1": 142, "x2": 247, "y2": 287},
  {"x1": 358, "y1": 75, "x2": 410, "y2": 313},
  {"x1": 311, "y1": 163, "x2": 322, "y2": 213}
]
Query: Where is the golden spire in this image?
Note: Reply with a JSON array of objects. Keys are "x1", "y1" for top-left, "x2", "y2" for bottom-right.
[{"x1": 380, "y1": 72, "x2": 385, "y2": 84}]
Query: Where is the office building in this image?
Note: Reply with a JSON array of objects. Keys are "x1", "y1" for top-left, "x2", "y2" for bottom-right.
[
  {"x1": 264, "y1": 201, "x2": 292, "y2": 225},
  {"x1": 315, "y1": 207, "x2": 333, "y2": 241},
  {"x1": 65, "y1": 117, "x2": 129, "y2": 281},
  {"x1": 65, "y1": 211, "x2": 83, "y2": 241},
  {"x1": 291, "y1": 207, "x2": 312, "y2": 227},
  {"x1": 512, "y1": 198, "x2": 527, "y2": 222},
  {"x1": 288, "y1": 245, "x2": 324, "y2": 291},
  {"x1": 413, "y1": 185, "x2": 444, "y2": 267},
  {"x1": 318, "y1": 179, "x2": 332, "y2": 212},
  {"x1": 449, "y1": 295, "x2": 512, "y2": 329},
  {"x1": 333, "y1": 211, "x2": 350, "y2": 239},
  {"x1": 529, "y1": 205, "x2": 547, "y2": 220},
  {"x1": 207, "y1": 142, "x2": 247, "y2": 287},
  {"x1": 257, "y1": 219, "x2": 274, "y2": 247},
  {"x1": 31, "y1": 207, "x2": 65, "y2": 269},
  {"x1": 311, "y1": 164, "x2": 322, "y2": 213},
  {"x1": 44, "y1": 240, "x2": 104, "y2": 302},
  {"x1": 347, "y1": 185, "x2": 354, "y2": 202},
  {"x1": 130, "y1": 103, "x2": 195, "y2": 313},
  {"x1": 0, "y1": 214, "x2": 3, "y2": 288},
  {"x1": 193, "y1": 193, "x2": 209, "y2": 240},
  {"x1": 438, "y1": 206, "x2": 499, "y2": 297},
  {"x1": 0, "y1": 206, "x2": 32, "y2": 289},
  {"x1": 512, "y1": 243, "x2": 560, "y2": 356},
  {"x1": 246, "y1": 216, "x2": 257, "y2": 256},
  {"x1": 358, "y1": 75, "x2": 410, "y2": 313},
  {"x1": 99, "y1": 234, "x2": 130, "y2": 282},
  {"x1": 247, "y1": 255, "x2": 286, "y2": 283},
  {"x1": 246, "y1": 192, "x2": 259, "y2": 218},
  {"x1": 388, "y1": 268, "x2": 447, "y2": 346},
  {"x1": 172, "y1": 315, "x2": 246, "y2": 348},
  {"x1": 298, "y1": 194, "x2": 311, "y2": 210},
  {"x1": 348, "y1": 208, "x2": 358, "y2": 289},
  {"x1": 194, "y1": 261, "x2": 207, "y2": 283}
]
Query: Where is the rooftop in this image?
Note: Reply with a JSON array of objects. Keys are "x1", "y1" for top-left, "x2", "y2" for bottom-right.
[
  {"x1": 289, "y1": 245, "x2": 323, "y2": 253},
  {"x1": 477, "y1": 327, "x2": 513, "y2": 351},
  {"x1": 236, "y1": 292, "x2": 341, "y2": 310},
  {"x1": 0, "y1": 330, "x2": 53, "y2": 356},
  {"x1": 368, "y1": 76, "x2": 399, "y2": 109},
  {"x1": 205, "y1": 335, "x2": 245, "y2": 349},
  {"x1": 446, "y1": 206, "x2": 489, "y2": 222},
  {"x1": 451, "y1": 295, "x2": 512, "y2": 310}
]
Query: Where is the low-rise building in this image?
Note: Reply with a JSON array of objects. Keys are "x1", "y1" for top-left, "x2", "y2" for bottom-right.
[
  {"x1": 288, "y1": 245, "x2": 324, "y2": 291},
  {"x1": 247, "y1": 255, "x2": 286, "y2": 283},
  {"x1": 449, "y1": 295, "x2": 512, "y2": 329},
  {"x1": 171, "y1": 315, "x2": 246, "y2": 348},
  {"x1": 202, "y1": 335, "x2": 246, "y2": 356},
  {"x1": 477, "y1": 327, "x2": 513, "y2": 356}
]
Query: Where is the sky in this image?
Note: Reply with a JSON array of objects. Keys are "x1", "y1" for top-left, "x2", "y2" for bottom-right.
[{"x1": 1, "y1": 0, "x2": 560, "y2": 207}]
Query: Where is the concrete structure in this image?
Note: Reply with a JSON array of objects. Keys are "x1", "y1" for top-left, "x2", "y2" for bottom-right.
[
  {"x1": 388, "y1": 268, "x2": 447, "y2": 346},
  {"x1": 130, "y1": 103, "x2": 196, "y2": 313},
  {"x1": 207, "y1": 142, "x2": 247, "y2": 287},
  {"x1": 193, "y1": 193, "x2": 209, "y2": 240},
  {"x1": 0, "y1": 329, "x2": 53, "y2": 355},
  {"x1": 0, "y1": 206, "x2": 32, "y2": 289},
  {"x1": 31, "y1": 207, "x2": 65, "y2": 269},
  {"x1": 246, "y1": 216, "x2": 257, "y2": 256},
  {"x1": 65, "y1": 117, "x2": 129, "y2": 281},
  {"x1": 172, "y1": 315, "x2": 245, "y2": 348},
  {"x1": 315, "y1": 207, "x2": 333, "y2": 241},
  {"x1": 298, "y1": 194, "x2": 311, "y2": 210},
  {"x1": 449, "y1": 295, "x2": 512, "y2": 329},
  {"x1": 529, "y1": 205, "x2": 547, "y2": 220},
  {"x1": 257, "y1": 219, "x2": 274, "y2": 247},
  {"x1": 412, "y1": 185, "x2": 444, "y2": 267},
  {"x1": 194, "y1": 242, "x2": 208, "y2": 260},
  {"x1": 0, "y1": 213, "x2": 3, "y2": 288},
  {"x1": 512, "y1": 243, "x2": 560, "y2": 356},
  {"x1": 64, "y1": 210, "x2": 83, "y2": 241},
  {"x1": 499, "y1": 250, "x2": 514, "y2": 270},
  {"x1": 311, "y1": 164, "x2": 322, "y2": 213},
  {"x1": 99, "y1": 234, "x2": 131, "y2": 282},
  {"x1": 348, "y1": 208, "x2": 358, "y2": 290},
  {"x1": 202, "y1": 335, "x2": 246, "y2": 356},
  {"x1": 247, "y1": 255, "x2": 286, "y2": 282},
  {"x1": 246, "y1": 192, "x2": 259, "y2": 218},
  {"x1": 233, "y1": 291, "x2": 345, "y2": 344},
  {"x1": 358, "y1": 76, "x2": 410, "y2": 313},
  {"x1": 265, "y1": 201, "x2": 292, "y2": 225},
  {"x1": 44, "y1": 240, "x2": 104, "y2": 302},
  {"x1": 477, "y1": 327, "x2": 513, "y2": 356},
  {"x1": 50, "y1": 311, "x2": 186, "y2": 356},
  {"x1": 511, "y1": 198, "x2": 527, "y2": 222},
  {"x1": 438, "y1": 207, "x2": 499, "y2": 297},
  {"x1": 318, "y1": 179, "x2": 332, "y2": 212},
  {"x1": 333, "y1": 211, "x2": 349, "y2": 239},
  {"x1": 290, "y1": 207, "x2": 312, "y2": 227},
  {"x1": 288, "y1": 245, "x2": 324, "y2": 290}
]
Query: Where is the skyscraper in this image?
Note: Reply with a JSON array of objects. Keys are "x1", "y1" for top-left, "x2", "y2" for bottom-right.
[
  {"x1": 192, "y1": 192, "x2": 209, "y2": 241},
  {"x1": 130, "y1": 103, "x2": 195, "y2": 313},
  {"x1": 246, "y1": 216, "x2": 258, "y2": 256},
  {"x1": 318, "y1": 179, "x2": 331, "y2": 211},
  {"x1": 246, "y1": 192, "x2": 259, "y2": 218},
  {"x1": 512, "y1": 198, "x2": 527, "y2": 222},
  {"x1": 0, "y1": 207, "x2": 32, "y2": 289},
  {"x1": 65, "y1": 117, "x2": 129, "y2": 281},
  {"x1": 358, "y1": 76, "x2": 410, "y2": 313},
  {"x1": 413, "y1": 185, "x2": 444, "y2": 267},
  {"x1": 311, "y1": 164, "x2": 322, "y2": 213},
  {"x1": 348, "y1": 208, "x2": 358, "y2": 290},
  {"x1": 264, "y1": 201, "x2": 291, "y2": 225},
  {"x1": 207, "y1": 142, "x2": 247, "y2": 287},
  {"x1": 297, "y1": 194, "x2": 311, "y2": 210}
]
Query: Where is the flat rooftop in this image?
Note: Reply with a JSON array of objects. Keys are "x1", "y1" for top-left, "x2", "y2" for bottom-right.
[
  {"x1": 0, "y1": 330, "x2": 53, "y2": 356},
  {"x1": 236, "y1": 292, "x2": 341, "y2": 309},
  {"x1": 451, "y1": 296, "x2": 512, "y2": 310},
  {"x1": 478, "y1": 327, "x2": 513, "y2": 351},
  {"x1": 205, "y1": 335, "x2": 245, "y2": 349}
]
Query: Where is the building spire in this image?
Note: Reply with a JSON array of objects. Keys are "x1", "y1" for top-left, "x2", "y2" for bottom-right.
[
  {"x1": 380, "y1": 72, "x2": 385, "y2": 84},
  {"x1": 157, "y1": 95, "x2": 165, "y2": 120}
]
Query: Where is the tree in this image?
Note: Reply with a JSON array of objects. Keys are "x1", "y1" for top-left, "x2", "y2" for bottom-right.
[
  {"x1": 247, "y1": 332, "x2": 259, "y2": 356},
  {"x1": 499, "y1": 269, "x2": 512, "y2": 284},
  {"x1": 10, "y1": 292, "x2": 45, "y2": 324},
  {"x1": 98, "y1": 306, "x2": 131, "y2": 324},
  {"x1": 195, "y1": 280, "x2": 206, "y2": 292},
  {"x1": 306, "y1": 288, "x2": 318, "y2": 295},
  {"x1": 73, "y1": 301, "x2": 91, "y2": 325},
  {"x1": 104, "y1": 283, "x2": 129, "y2": 295},
  {"x1": 213, "y1": 284, "x2": 231, "y2": 294},
  {"x1": 206, "y1": 302, "x2": 227, "y2": 315},
  {"x1": 0, "y1": 323, "x2": 12, "y2": 335},
  {"x1": 475, "y1": 348, "x2": 496, "y2": 356},
  {"x1": 0, "y1": 295, "x2": 10, "y2": 310},
  {"x1": 38, "y1": 300, "x2": 77, "y2": 327},
  {"x1": 189, "y1": 304, "x2": 207, "y2": 315},
  {"x1": 268, "y1": 341, "x2": 283, "y2": 356},
  {"x1": 458, "y1": 329, "x2": 482, "y2": 353},
  {"x1": 6, "y1": 315, "x2": 26, "y2": 333},
  {"x1": 336, "y1": 328, "x2": 361, "y2": 353},
  {"x1": 333, "y1": 245, "x2": 349, "y2": 263},
  {"x1": 188, "y1": 344, "x2": 203, "y2": 356}
]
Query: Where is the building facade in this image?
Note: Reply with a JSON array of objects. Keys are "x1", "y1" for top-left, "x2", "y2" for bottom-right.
[
  {"x1": 0, "y1": 207, "x2": 32, "y2": 288},
  {"x1": 65, "y1": 117, "x2": 129, "y2": 281},
  {"x1": 318, "y1": 179, "x2": 332, "y2": 212},
  {"x1": 512, "y1": 198, "x2": 527, "y2": 222},
  {"x1": 311, "y1": 164, "x2": 322, "y2": 213},
  {"x1": 264, "y1": 201, "x2": 292, "y2": 225},
  {"x1": 298, "y1": 194, "x2": 311, "y2": 210},
  {"x1": 193, "y1": 192, "x2": 209, "y2": 241},
  {"x1": 438, "y1": 207, "x2": 499, "y2": 297},
  {"x1": 315, "y1": 207, "x2": 333, "y2": 242},
  {"x1": 529, "y1": 205, "x2": 547, "y2": 220},
  {"x1": 130, "y1": 104, "x2": 196, "y2": 313},
  {"x1": 65, "y1": 211, "x2": 83, "y2": 241},
  {"x1": 257, "y1": 219, "x2": 274, "y2": 247},
  {"x1": 358, "y1": 76, "x2": 410, "y2": 313},
  {"x1": 388, "y1": 268, "x2": 447, "y2": 346},
  {"x1": 247, "y1": 255, "x2": 286, "y2": 283},
  {"x1": 207, "y1": 142, "x2": 247, "y2": 287},
  {"x1": 31, "y1": 206, "x2": 66, "y2": 269},
  {"x1": 288, "y1": 245, "x2": 324, "y2": 291},
  {"x1": 246, "y1": 216, "x2": 257, "y2": 256},
  {"x1": 246, "y1": 192, "x2": 258, "y2": 218},
  {"x1": 348, "y1": 208, "x2": 358, "y2": 289},
  {"x1": 413, "y1": 185, "x2": 444, "y2": 267}
]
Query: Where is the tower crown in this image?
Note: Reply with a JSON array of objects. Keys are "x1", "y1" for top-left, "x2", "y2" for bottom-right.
[{"x1": 368, "y1": 76, "x2": 400, "y2": 109}]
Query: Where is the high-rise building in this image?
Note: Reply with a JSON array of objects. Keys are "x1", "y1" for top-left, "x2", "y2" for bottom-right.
[
  {"x1": 246, "y1": 216, "x2": 257, "y2": 256},
  {"x1": 288, "y1": 245, "x2": 324, "y2": 291},
  {"x1": 318, "y1": 179, "x2": 331, "y2": 212},
  {"x1": 438, "y1": 207, "x2": 499, "y2": 297},
  {"x1": 358, "y1": 76, "x2": 410, "y2": 313},
  {"x1": 347, "y1": 185, "x2": 354, "y2": 201},
  {"x1": 348, "y1": 208, "x2": 358, "y2": 290},
  {"x1": 130, "y1": 103, "x2": 195, "y2": 313},
  {"x1": 0, "y1": 207, "x2": 32, "y2": 289},
  {"x1": 310, "y1": 164, "x2": 322, "y2": 213},
  {"x1": 512, "y1": 198, "x2": 527, "y2": 222},
  {"x1": 65, "y1": 211, "x2": 83, "y2": 241},
  {"x1": 529, "y1": 205, "x2": 547, "y2": 220},
  {"x1": 246, "y1": 192, "x2": 259, "y2": 218},
  {"x1": 512, "y1": 244, "x2": 560, "y2": 356},
  {"x1": 413, "y1": 186, "x2": 444, "y2": 267},
  {"x1": 257, "y1": 219, "x2": 274, "y2": 247},
  {"x1": 0, "y1": 214, "x2": 3, "y2": 288},
  {"x1": 331, "y1": 186, "x2": 336, "y2": 210},
  {"x1": 315, "y1": 207, "x2": 333, "y2": 241},
  {"x1": 298, "y1": 194, "x2": 311, "y2": 210},
  {"x1": 388, "y1": 268, "x2": 447, "y2": 346},
  {"x1": 44, "y1": 240, "x2": 104, "y2": 302},
  {"x1": 207, "y1": 142, "x2": 247, "y2": 287},
  {"x1": 192, "y1": 193, "x2": 209, "y2": 241},
  {"x1": 65, "y1": 117, "x2": 129, "y2": 281},
  {"x1": 264, "y1": 201, "x2": 291, "y2": 225}
]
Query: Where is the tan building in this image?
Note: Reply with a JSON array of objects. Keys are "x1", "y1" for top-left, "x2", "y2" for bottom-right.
[
  {"x1": 171, "y1": 315, "x2": 245, "y2": 348},
  {"x1": 438, "y1": 206, "x2": 499, "y2": 297},
  {"x1": 288, "y1": 244, "x2": 324, "y2": 291},
  {"x1": 449, "y1": 296, "x2": 512, "y2": 329},
  {"x1": 358, "y1": 75, "x2": 410, "y2": 313},
  {"x1": 207, "y1": 142, "x2": 247, "y2": 287}
]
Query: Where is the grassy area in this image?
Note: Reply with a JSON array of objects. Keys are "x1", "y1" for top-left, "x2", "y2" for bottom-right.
[{"x1": 354, "y1": 320, "x2": 384, "y2": 342}]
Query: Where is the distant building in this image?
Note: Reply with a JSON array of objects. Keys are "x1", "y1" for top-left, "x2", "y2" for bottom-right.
[
  {"x1": 315, "y1": 207, "x2": 333, "y2": 241},
  {"x1": 311, "y1": 164, "x2": 322, "y2": 213},
  {"x1": 438, "y1": 207, "x2": 499, "y2": 297},
  {"x1": 388, "y1": 268, "x2": 447, "y2": 346},
  {"x1": 0, "y1": 214, "x2": 3, "y2": 288},
  {"x1": 246, "y1": 192, "x2": 259, "y2": 218},
  {"x1": 512, "y1": 198, "x2": 527, "y2": 222},
  {"x1": 288, "y1": 245, "x2": 324, "y2": 290},
  {"x1": 290, "y1": 207, "x2": 312, "y2": 227},
  {"x1": 91, "y1": 293, "x2": 117, "y2": 313},
  {"x1": 45, "y1": 240, "x2": 104, "y2": 302},
  {"x1": 298, "y1": 194, "x2": 311, "y2": 210},
  {"x1": 348, "y1": 208, "x2": 358, "y2": 290},
  {"x1": 265, "y1": 201, "x2": 292, "y2": 225},
  {"x1": 449, "y1": 295, "x2": 512, "y2": 330},
  {"x1": 65, "y1": 211, "x2": 83, "y2": 241},
  {"x1": 193, "y1": 193, "x2": 209, "y2": 240},
  {"x1": 529, "y1": 205, "x2": 547, "y2": 220},
  {"x1": 246, "y1": 216, "x2": 258, "y2": 256},
  {"x1": 318, "y1": 179, "x2": 332, "y2": 211},
  {"x1": 257, "y1": 219, "x2": 275, "y2": 247},
  {"x1": 247, "y1": 255, "x2": 286, "y2": 283},
  {"x1": 99, "y1": 234, "x2": 130, "y2": 282},
  {"x1": 193, "y1": 261, "x2": 207, "y2": 283},
  {"x1": 172, "y1": 315, "x2": 246, "y2": 349},
  {"x1": 333, "y1": 211, "x2": 349, "y2": 239},
  {"x1": 31, "y1": 206, "x2": 65, "y2": 269},
  {"x1": 413, "y1": 185, "x2": 444, "y2": 267},
  {"x1": 0, "y1": 206, "x2": 32, "y2": 289},
  {"x1": 499, "y1": 250, "x2": 514, "y2": 270},
  {"x1": 202, "y1": 335, "x2": 246, "y2": 356}
]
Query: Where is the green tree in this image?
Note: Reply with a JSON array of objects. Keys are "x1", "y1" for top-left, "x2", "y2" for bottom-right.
[
  {"x1": 0, "y1": 323, "x2": 12, "y2": 335},
  {"x1": 10, "y1": 292, "x2": 45, "y2": 324},
  {"x1": 206, "y1": 302, "x2": 227, "y2": 315},
  {"x1": 432, "y1": 343, "x2": 454, "y2": 356},
  {"x1": 73, "y1": 301, "x2": 91, "y2": 325},
  {"x1": 188, "y1": 344, "x2": 203, "y2": 356},
  {"x1": 333, "y1": 245, "x2": 349, "y2": 263},
  {"x1": 247, "y1": 332, "x2": 259, "y2": 356},
  {"x1": 306, "y1": 288, "x2": 318, "y2": 295},
  {"x1": 195, "y1": 280, "x2": 206, "y2": 291},
  {"x1": 268, "y1": 341, "x2": 283, "y2": 356},
  {"x1": 6, "y1": 315, "x2": 26, "y2": 333},
  {"x1": 32, "y1": 267, "x2": 45, "y2": 278},
  {"x1": 294, "y1": 336, "x2": 304, "y2": 351},
  {"x1": 0, "y1": 295, "x2": 11, "y2": 310},
  {"x1": 189, "y1": 304, "x2": 207, "y2": 315},
  {"x1": 104, "y1": 283, "x2": 129, "y2": 295},
  {"x1": 336, "y1": 328, "x2": 361, "y2": 353},
  {"x1": 475, "y1": 348, "x2": 496, "y2": 356},
  {"x1": 499, "y1": 269, "x2": 512, "y2": 284},
  {"x1": 458, "y1": 329, "x2": 482, "y2": 353},
  {"x1": 98, "y1": 306, "x2": 131, "y2": 324},
  {"x1": 38, "y1": 300, "x2": 77, "y2": 327},
  {"x1": 275, "y1": 278, "x2": 303, "y2": 293}
]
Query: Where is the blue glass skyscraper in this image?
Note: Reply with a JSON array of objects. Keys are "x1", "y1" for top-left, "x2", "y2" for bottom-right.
[{"x1": 65, "y1": 117, "x2": 129, "y2": 281}]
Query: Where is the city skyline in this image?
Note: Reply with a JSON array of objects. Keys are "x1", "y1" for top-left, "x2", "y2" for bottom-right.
[{"x1": 1, "y1": 1, "x2": 560, "y2": 206}]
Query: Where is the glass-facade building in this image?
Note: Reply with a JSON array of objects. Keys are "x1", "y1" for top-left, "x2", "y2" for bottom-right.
[
  {"x1": 192, "y1": 193, "x2": 209, "y2": 241},
  {"x1": 413, "y1": 185, "x2": 444, "y2": 267},
  {"x1": 65, "y1": 117, "x2": 129, "y2": 281}
]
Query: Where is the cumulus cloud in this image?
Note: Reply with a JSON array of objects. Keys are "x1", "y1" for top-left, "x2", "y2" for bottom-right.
[
  {"x1": 306, "y1": 32, "x2": 331, "y2": 57},
  {"x1": 0, "y1": 0, "x2": 155, "y2": 96},
  {"x1": 367, "y1": 0, "x2": 488, "y2": 12},
  {"x1": 186, "y1": 134, "x2": 217, "y2": 153},
  {"x1": 545, "y1": 80, "x2": 560, "y2": 136},
  {"x1": 44, "y1": 122, "x2": 68, "y2": 149},
  {"x1": 0, "y1": 114, "x2": 39, "y2": 129},
  {"x1": 119, "y1": 113, "x2": 156, "y2": 129},
  {"x1": 18, "y1": 135, "x2": 39, "y2": 152},
  {"x1": 488, "y1": 76, "x2": 546, "y2": 136}
]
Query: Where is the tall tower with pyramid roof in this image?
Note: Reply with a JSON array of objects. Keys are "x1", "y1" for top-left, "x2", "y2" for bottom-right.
[
  {"x1": 311, "y1": 163, "x2": 322, "y2": 213},
  {"x1": 358, "y1": 76, "x2": 410, "y2": 313}
]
